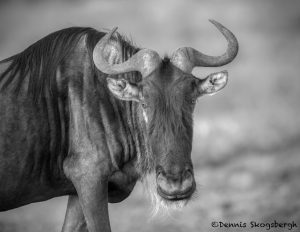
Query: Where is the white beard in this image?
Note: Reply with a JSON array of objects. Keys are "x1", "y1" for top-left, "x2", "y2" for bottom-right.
[{"x1": 142, "y1": 172, "x2": 188, "y2": 217}]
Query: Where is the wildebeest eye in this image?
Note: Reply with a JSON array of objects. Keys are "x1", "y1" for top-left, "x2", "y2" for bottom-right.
[
  {"x1": 191, "y1": 98, "x2": 197, "y2": 104},
  {"x1": 141, "y1": 102, "x2": 148, "y2": 109}
]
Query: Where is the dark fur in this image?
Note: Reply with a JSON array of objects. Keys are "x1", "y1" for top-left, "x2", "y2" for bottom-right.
[
  {"x1": 0, "y1": 28, "x2": 100, "y2": 180},
  {"x1": 0, "y1": 27, "x2": 141, "y2": 175},
  {"x1": 0, "y1": 27, "x2": 143, "y2": 210}
]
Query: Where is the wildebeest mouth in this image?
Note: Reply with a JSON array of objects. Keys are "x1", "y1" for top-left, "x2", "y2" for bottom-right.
[{"x1": 157, "y1": 182, "x2": 196, "y2": 201}]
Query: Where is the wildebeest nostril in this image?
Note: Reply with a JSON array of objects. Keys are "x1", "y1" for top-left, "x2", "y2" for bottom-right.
[
  {"x1": 183, "y1": 168, "x2": 193, "y2": 179},
  {"x1": 181, "y1": 170, "x2": 194, "y2": 191}
]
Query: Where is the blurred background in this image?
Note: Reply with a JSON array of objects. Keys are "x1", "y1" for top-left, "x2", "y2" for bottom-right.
[{"x1": 0, "y1": 0, "x2": 300, "y2": 231}]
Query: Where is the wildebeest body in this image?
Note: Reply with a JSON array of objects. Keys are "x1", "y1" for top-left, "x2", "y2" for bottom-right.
[
  {"x1": 0, "y1": 21, "x2": 238, "y2": 232},
  {"x1": 0, "y1": 28, "x2": 140, "y2": 211},
  {"x1": 0, "y1": 90, "x2": 72, "y2": 209}
]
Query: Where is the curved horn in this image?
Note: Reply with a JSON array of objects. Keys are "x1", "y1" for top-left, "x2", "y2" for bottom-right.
[
  {"x1": 171, "y1": 20, "x2": 239, "y2": 73},
  {"x1": 93, "y1": 27, "x2": 161, "y2": 77}
]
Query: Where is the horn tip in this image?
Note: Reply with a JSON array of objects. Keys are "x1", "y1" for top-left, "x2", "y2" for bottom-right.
[
  {"x1": 208, "y1": 19, "x2": 222, "y2": 27},
  {"x1": 111, "y1": 26, "x2": 118, "y2": 32},
  {"x1": 108, "y1": 27, "x2": 118, "y2": 37}
]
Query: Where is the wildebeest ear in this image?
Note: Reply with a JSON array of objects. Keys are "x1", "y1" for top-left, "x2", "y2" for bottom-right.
[
  {"x1": 107, "y1": 78, "x2": 141, "y2": 102},
  {"x1": 198, "y1": 71, "x2": 228, "y2": 95}
]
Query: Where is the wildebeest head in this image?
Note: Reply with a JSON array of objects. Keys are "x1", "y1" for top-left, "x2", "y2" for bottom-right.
[{"x1": 93, "y1": 20, "x2": 238, "y2": 207}]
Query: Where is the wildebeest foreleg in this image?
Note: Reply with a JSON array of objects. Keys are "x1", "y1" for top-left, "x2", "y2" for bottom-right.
[
  {"x1": 64, "y1": 165, "x2": 112, "y2": 232},
  {"x1": 65, "y1": 81, "x2": 114, "y2": 232},
  {"x1": 61, "y1": 195, "x2": 88, "y2": 232}
]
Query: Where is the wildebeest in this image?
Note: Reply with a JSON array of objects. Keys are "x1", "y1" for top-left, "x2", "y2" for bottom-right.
[{"x1": 0, "y1": 20, "x2": 238, "y2": 232}]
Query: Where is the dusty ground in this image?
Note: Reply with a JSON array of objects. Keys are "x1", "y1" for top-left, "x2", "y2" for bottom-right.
[{"x1": 0, "y1": 0, "x2": 300, "y2": 231}]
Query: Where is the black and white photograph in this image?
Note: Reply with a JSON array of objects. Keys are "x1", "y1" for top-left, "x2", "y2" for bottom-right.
[{"x1": 0, "y1": 0, "x2": 299, "y2": 232}]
